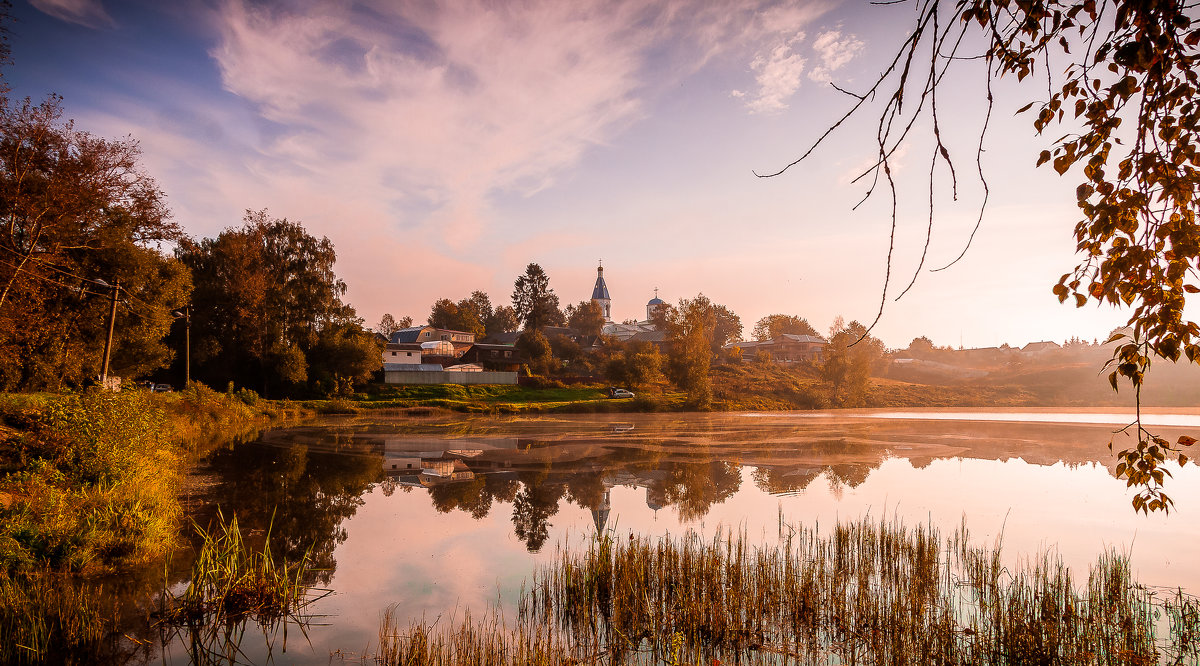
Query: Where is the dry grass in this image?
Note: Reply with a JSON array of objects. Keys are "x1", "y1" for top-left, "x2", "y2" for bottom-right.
[{"x1": 374, "y1": 517, "x2": 1199, "y2": 665}]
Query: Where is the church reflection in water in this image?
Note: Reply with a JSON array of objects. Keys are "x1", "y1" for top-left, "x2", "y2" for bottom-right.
[{"x1": 196, "y1": 414, "x2": 1140, "y2": 560}]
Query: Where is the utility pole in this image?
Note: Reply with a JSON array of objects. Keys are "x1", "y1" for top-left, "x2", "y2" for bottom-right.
[
  {"x1": 100, "y1": 280, "x2": 119, "y2": 388},
  {"x1": 184, "y1": 306, "x2": 190, "y2": 387},
  {"x1": 174, "y1": 306, "x2": 191, "y2": 387}
]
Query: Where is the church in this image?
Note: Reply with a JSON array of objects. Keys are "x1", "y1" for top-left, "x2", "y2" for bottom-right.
[{"x1": 589, "y1": 263, "x2": 667, "y2": 342}]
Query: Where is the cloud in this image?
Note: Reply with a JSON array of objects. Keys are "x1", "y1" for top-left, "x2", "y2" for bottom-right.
[
  {"x1": 208, "y1": 0, "x2": 660, "y2": 245},
  {"x1": 30, "y1": 0, "x2": 116, "y2": 29},
  {"x1": 807, "y1": 28, "x2": 864, "y2": 82},
  {"x1": 735, "y1": 38, "x2": 807, "y2": 114},
  {"x1": 732, "y1": 9, "x2": 858, "y2": 114}
]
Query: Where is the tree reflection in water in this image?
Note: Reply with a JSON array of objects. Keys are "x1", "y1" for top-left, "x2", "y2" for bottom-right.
[{"x1": 198, "y1": 435, "x2": 384, "y2": 584}]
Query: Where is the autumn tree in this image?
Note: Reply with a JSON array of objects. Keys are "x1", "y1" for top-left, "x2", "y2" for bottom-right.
[
  {"x1": 753, "y1": 314, "x2": 819, "y2": 341},
  {"x1": 822, "y1": 320, "x2": 887, "y2": 407},
  {"x1": 177, "y1": 210, "x2": 364, "y2": 396},
  {"x1": 606, "y1": 341, "x2": 665, "y2": 390},
  {"x1": 485, "y1": 305, "x2": 520, "y2": 338},
  {"x1": 428, "y1": 298, "x2": 481, "y2": 337},
  {"x1": 308, "y1": 321, "x2": 382, "y2": 395},
  {"x1": 0, "y1": 95, "x2": 187, "y2": 389},
  {"x1": 761, "y1": 0, "x2": 1200, "y2": 511},
  {"x1": 511, "y1": 263, "x2": 564, "y2": 330},
  {"x1": 664, "y1": 294, "x2": 718, "y2": 408},
  {"x1": 376, "y1": 313, "x2": 411, "y2": 338},
  {"x1": 516, "y1": 328, "x2": 554, "y2": 376},
  {"x1": 565, "y1": 299, "x2": 606, "y2": 337}
]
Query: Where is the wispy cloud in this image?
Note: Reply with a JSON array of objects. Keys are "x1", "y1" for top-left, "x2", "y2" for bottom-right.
[
  {"x1": 731, "y1": 6, "x2": 855, "y2": 114},
  {"x1": 734, "y1": 38, "x2": 807, "y2": 114},
  {"x1": 808, "y1": 28, "x2": 864, "y2": 82},
  {"x1": 30, "y1": 0, "x2": 115, "y2": 29},
  {"x1": 208, "y1": 0, "x2": 662, "y2": 244}
]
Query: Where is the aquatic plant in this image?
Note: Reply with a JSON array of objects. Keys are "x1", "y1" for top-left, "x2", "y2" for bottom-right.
[
  {"x1": 375, "y1": 517, "x2": 1199, "y2": 665},
  {"x1": 155, "y1": 509, "x2": 329, "y2": 663},
  {"x1": 0, "y1": 572, "x2": 119, "y2": 665}
]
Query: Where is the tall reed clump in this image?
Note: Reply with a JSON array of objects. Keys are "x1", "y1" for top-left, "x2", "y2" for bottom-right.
[
  {"x1": 376, "y1": 517, "x2": 1199, "y2": 665},
  {"x1": 0, "y1": 389, "x2": 181, "y2": 573},
  {"x1": 0, "y1": 573, "x2": 119, "y2": 665},
  {"x1": 156, "y1": 510, "x2": 327, "y2": 662}
]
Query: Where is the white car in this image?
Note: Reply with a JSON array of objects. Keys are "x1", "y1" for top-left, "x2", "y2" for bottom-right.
[{"x1": 611, "y1": 389, "x2": 635, "y2": 399}]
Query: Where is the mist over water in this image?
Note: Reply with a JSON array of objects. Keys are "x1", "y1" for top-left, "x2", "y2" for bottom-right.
[{"x1": 161, "y1": 411, "x2": 1200, "y2": 663}]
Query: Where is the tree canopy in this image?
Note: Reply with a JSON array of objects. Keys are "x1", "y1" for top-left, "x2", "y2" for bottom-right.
[
  {"x1": 762, "y1": 0, "x2": 1200, "y2": 511},
  {"x1": 511, "y1": 263, "x2": 564, "y2": 331},
  {"x1": 0, "y1": 95, "x2": 187, "y2": 389},
  {"x1": 753, "y1": 314, "x2": 819, "y2": 341},
  {"x1": 566, "y1": 299, "x2": 606, "y2": 337},
  {"x1": 376, "y1": 313, "x2": 412, "y2": 338},
  {"x1": 177, "y1": 210, "x2": 373, "y2": 396},
  {"x1": 663, "y1": 294, "x2": 742, "y2": 408}
]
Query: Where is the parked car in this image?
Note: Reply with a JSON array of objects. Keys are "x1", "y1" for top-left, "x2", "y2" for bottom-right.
[
  {"x1": 153, "y1": 383, "x2": 174, "y2": 393},
  {"x1": 610, "y1": 388, "x2": 635, "y2": 399}
]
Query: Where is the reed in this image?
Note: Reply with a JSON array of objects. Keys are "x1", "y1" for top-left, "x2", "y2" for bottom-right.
[
  {"x1": 155, "y1": 509, "x2": 329, "y2": 662},
  {"x1": 0, "y1": 572, "x2": 118, "y2": 665},
  {"x1": 376, "y1": 517, "x2": 1199, "y2": 665}
]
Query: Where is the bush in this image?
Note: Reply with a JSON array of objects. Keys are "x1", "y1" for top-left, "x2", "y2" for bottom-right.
[
  {"x1": 0, "y1": 390, "x2": 181, "y2": 573},
  {"x1": 235, "y1": 388, "x2": 259, "y2": 406}
]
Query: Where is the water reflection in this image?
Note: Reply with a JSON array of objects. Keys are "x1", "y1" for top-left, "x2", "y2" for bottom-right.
[
  {"x1": 160, "y1": 411, "x2": 1200, "y2": 664},
  {"x1": 191, "y1": 411, "x2": 1189, "y2": 558},
  {"x1": 192, "y1": 430, "x2": 385, "y2": 582}
]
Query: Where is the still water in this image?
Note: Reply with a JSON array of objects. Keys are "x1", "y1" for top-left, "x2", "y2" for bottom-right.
[{"x1": 166, "y1": 410, "x2": 1200, "y2": 663}]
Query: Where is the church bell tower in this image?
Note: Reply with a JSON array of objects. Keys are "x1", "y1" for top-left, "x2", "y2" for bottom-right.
[{"x1": 591, "y1": 262, "x2": 612, "y2": 321}]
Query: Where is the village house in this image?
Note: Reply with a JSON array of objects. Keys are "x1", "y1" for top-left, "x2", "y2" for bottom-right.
[
  {"x1": 382, "y1": 325, "x2": 478, "y2": 369},
  {"x1": 459, "y1": 343, "x2": 524, "y2": 372},
  {"x1": 724, "y1": 334, "x2": 829, "y2": 363}
]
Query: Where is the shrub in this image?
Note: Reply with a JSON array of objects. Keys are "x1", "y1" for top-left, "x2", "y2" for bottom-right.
[{"x1": 0, "y1": 390, "x2": 181, "y2": 573}]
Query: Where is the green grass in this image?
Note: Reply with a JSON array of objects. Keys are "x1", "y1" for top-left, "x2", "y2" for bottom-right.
[
  {"x1": 346, "y1": 383, "x2": 690, "y2": 413},
  {"x1": 0, "y1": 386, "x2": 301, "y2": 664}
]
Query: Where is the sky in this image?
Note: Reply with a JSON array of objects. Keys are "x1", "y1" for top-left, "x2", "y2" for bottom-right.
[{"x1": 5, "y1": 0, "x2": 1135, "y2": 350}]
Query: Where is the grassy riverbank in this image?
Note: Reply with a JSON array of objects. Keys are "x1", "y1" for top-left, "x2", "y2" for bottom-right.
[
  {"x1": 0, "y1": 385, "x2": 294, "y2": 575},
  {"x1": 0, "y1": 385, "x2": 305, "y2": 663},
  {"x1": 331, "y1": 362, "x2": 1089, "y2": 415}
]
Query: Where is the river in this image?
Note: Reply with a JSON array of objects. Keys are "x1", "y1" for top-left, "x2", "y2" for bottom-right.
[{"x1": 152, "y1": 409, "x2": 1200, "y2": 663}]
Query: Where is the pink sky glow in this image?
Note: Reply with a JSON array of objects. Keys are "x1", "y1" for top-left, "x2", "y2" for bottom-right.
[{"x1": 8, "y1": 0, "x2": 1143, "y2": 349}]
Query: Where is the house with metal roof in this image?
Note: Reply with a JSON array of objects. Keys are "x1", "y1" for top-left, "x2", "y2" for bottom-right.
[{"x1": 724, "y1": 334, "x2": 829, "y2": 363}]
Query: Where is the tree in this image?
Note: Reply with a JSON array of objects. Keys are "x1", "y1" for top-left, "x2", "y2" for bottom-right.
[
  {"x1": 606, "y1": 341, "x2": 665, "y2": 390},
  {"x1": 308, "y1": 321, "x2": 382, "y2": 395},
  {"x1": 761, "y1": 0, "x2": 1200, "y2": 511},
  {"x1": 485, "y1": 305, "x2": 519, "y2": 338},
  {"x1": 664, "y1": 294, "x2": 719, "y2": 408},
  {"x1": 460, "y1": 290, "x2": 493, "y2": 329},
  {"x1": 0, "y1": 96, "x2": 177, "y2": 313},
  {"x1": 376, "y1": 313, "x2": 411, "y2": 337},
  {"x1": 822, "y1": 320, "x2": 886, "y2": 407},
  {"x1": 428, "y1": 290, "x2": 503, "y2": 339},
  {"x1": 753, "y1": 314, "x2": 818, "y2": 341},
  {"x1": 565, "y1": 299, "x2": 605, "y2": 337},
  {"x1": 516, "y1": 328, "x2": 553, "y2": 376},
  {"x1": 177, "y1": 210, "x2": 356, "y2": 396},
  {"x1": 0, "y1": 95, "x2": 187, "y2": 389},
  {"x1": 511, "y1": 263, "x2": 563, "y2": 330},
  {"x1": 711, "y1": 303, "x2": 744, "y2": 353}
]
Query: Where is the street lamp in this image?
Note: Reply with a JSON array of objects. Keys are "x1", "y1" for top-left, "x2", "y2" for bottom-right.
[{"x1": 172, "y1": 306, "x2": 191, "y2": 387}]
